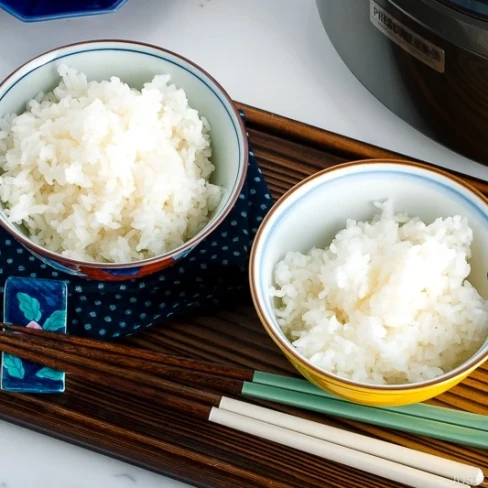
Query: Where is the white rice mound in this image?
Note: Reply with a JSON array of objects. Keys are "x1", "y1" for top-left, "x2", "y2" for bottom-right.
[
  {"x1": 271, "y1": 201, "x2": 488, "y2": 385},
  {"x1": 0, "y1": 65, "x2": 222, "y2": 263}
]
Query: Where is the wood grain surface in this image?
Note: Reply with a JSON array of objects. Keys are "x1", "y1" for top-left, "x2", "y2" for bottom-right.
[{"x1": 0, "y1": 102, "x2": 486, "y2": 488}]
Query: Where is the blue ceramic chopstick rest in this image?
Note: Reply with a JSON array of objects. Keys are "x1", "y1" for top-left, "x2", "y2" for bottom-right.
[{"x1": 1, "y1": 276, "x2": 67, "y2": 393}]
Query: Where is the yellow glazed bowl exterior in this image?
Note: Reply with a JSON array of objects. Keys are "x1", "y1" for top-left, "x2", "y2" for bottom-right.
[
  {"x1": 270, "y1": 331, "x2": 483, "y2": 407},
  {"x1": 250, "y1": 159, "x2": 488, "y2": 407}
]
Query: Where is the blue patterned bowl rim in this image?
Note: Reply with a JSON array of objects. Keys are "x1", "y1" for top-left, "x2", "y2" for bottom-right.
[{"x1": 0, "y1": 40, "x2": 248, "y2": 270}]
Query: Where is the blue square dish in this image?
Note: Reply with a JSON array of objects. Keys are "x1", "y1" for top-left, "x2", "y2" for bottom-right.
[
  {"x1": 0, "y1": 0, "x2": 128, "y2": 22},
  {"x1": 1, "y1": 277, "x2": 67, "y2": 393}
]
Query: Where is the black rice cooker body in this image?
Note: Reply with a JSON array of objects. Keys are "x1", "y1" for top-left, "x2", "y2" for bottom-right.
[{"x1": 317, "y1": 0, "x2": 488, "y2": 165}]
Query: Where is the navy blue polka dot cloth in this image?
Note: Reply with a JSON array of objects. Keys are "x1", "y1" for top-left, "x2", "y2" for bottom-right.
[{"x1": 0, "y1": 112, "x2": 273, "y2": 339}]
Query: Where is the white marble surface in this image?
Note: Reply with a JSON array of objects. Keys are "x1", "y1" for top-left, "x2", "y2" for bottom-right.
[{"x1": 0, "y1": 1, "x2": 487, "y2": 487}]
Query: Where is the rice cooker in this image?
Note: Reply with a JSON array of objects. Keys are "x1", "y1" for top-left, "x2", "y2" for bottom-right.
[{"x1": 316, "y1": 0, "x2": 488, "y2": 165}]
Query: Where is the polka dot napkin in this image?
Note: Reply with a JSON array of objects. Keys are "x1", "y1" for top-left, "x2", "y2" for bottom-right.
[{"x1": 0, "y1": 112, "x2": 274, "y2": 339}]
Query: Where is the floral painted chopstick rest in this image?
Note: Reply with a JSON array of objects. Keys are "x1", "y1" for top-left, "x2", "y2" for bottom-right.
[{"x1": 1, "y1": 276, "x2": 67, "y2": 393}]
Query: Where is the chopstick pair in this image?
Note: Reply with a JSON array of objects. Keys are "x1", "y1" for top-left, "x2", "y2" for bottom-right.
[
  {"x1": 0, "y1": 325, "x2": 485, "y2": 488},
  {"x1": 253, "y1": 372, "x2": 488, "y2": 432}
]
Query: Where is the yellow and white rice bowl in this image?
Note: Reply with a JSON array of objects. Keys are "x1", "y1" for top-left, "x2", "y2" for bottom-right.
[{"x1": 250, "y1": 160, "x2": 488, "y2": 406}]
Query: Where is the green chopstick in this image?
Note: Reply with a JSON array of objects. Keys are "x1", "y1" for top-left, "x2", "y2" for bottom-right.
[
  {"x1": 248, "y1": 372, "x2": 488, "y2": 433},
  {"x1": 242, "y1": 381, "x2": 488, "y2": 450}
]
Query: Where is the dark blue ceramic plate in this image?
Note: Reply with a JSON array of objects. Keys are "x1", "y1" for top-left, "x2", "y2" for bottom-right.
[{"x1": 0, "y1": 0, "x2": 128, "y2": 22}]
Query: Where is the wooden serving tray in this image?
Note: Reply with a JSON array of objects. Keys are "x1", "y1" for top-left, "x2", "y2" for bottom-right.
[{"x1": 0, "y1": 103, "x2": 486, "y2": 488}]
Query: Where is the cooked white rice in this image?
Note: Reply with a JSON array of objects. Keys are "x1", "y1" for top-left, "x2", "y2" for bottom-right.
[
  {"x1": 271, "y1": 201, "x2": 488, "y2": 385},
  {"x1": 0, "y1": 65, "x2": 222, "y2": 263}
]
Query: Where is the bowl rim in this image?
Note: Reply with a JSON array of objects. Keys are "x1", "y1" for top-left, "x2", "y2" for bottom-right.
[
  {"x1": 0, "y1": 39, "x2": 248, "y2": 268},
  {"x1": 249, "y1": 158, "x2": 488, "y2": 391}
]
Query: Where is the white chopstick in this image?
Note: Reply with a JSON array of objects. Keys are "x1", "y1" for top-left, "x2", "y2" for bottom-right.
[
  {"x1": 218, "y1": 397, "x2": 483, "y2": 485},
  {"x1": 209, "y1": 398, "x2": 484, "y2": 488}
]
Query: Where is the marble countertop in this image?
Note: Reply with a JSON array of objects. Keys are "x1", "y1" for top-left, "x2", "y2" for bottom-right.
[{"x1": 0, "y1": 1, "x2": 487, "y2": 487}]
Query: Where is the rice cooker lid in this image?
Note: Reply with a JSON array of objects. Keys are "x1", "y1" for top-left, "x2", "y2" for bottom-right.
[{"x1": 436, "y1": 0, "x2": 488, "y2": 21}]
